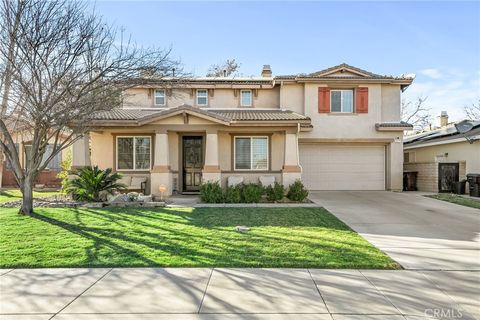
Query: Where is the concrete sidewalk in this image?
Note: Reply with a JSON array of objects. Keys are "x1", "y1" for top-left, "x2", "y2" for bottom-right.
[{"x1": 1, "y1": 268, "x2": 478, "y2": 320}]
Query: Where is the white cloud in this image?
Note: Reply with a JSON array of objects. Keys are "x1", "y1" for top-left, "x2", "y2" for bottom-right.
[{"x1": 419, "y1": 68, "x2": 442, "y2": 79}]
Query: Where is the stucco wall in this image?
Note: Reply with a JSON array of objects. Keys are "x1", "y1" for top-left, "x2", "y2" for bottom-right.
[
  {"x1": 299, "y1": 83, "x2": 402, "y2": 140},
  {"x1": 405, "y1": 141, "x2": 480, "y2": 174},
  {"x1": 122, "y1": 87, "x2": 280, "y2": 109}
]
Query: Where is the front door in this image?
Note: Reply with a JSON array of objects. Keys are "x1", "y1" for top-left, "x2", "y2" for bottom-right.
[{"x1": 183, "y1": 136, "x2": 203, "y2": 192}]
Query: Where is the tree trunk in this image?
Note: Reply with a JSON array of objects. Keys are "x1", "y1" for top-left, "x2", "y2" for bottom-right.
[{"x1": 19, "y1": 177, "x2": 34, "y2": 215}]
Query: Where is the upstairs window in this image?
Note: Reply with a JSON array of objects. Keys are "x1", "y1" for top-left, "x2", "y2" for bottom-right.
[
  {"x1": 154, "y1": 89, "x2": 166, "y2": 106},
  {"x1": 196, "y1": 89, "x2": 208, "y2": 106},
  {"x1": 330, "y1": 89, "x2": 353, "y2": 113},
  {"x1": 240, "y1": 90, "x2": 252, "y2": 107}
]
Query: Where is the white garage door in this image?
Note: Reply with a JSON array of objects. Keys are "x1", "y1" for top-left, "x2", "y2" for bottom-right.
[{"x1": 299, "y1": 144, "x2": 385, "y2": 190}]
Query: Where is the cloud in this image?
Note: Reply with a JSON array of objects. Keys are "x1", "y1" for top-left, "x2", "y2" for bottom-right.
[{"x1": 419, "y1": 68, "x2": 442, "y2": 79}]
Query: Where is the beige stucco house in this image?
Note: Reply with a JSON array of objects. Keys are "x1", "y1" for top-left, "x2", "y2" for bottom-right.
[
  {"x1": 404, "y1": 114, "x2": 480, "y2": 192},
  {"x1": 73, "y1": 63, "x2": 414, "y2": 196}
]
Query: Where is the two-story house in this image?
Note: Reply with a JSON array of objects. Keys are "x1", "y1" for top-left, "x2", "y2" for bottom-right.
[{"x1": 72, "y1": 63, "x2": 413, "y2": 196}]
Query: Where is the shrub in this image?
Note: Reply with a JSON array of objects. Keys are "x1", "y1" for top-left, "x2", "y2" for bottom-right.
[
  {"x1": 66, "y1": 166, "x2": 126, "y2": 202},
  {"x1": 286, "y1": 180, "x2": 309, "y2": 202},
  {"x1": 199, "y1": 181, "x2": 224, "y2": 203},
  {"x1": 265, "y1": 182, "x2": 285, "y2": 202},
  {"x1": 241, "y1": 183, "x2": 264, "y2": 203},
  {"x1": 224, "y1": 185, "x2": 242, "y2": 203},
  {"x1": 57, "y1": 150, "x2": 72, "y2": 194}
]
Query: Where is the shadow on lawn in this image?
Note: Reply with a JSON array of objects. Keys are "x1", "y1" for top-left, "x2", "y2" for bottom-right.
[{"x1": 28, "y1": 207, "x2": 396, "y2": 268}]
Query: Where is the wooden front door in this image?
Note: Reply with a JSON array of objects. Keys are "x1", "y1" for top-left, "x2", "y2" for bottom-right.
[
  {"x1": 438, "y1": 163, "x2": 459, "y2": 193},
  {"x1": 183, "y1": 136, "x2": 203, "y2": 192}
]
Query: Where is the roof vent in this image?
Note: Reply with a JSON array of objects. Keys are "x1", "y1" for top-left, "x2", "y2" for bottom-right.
[{"x1": 261, "y1": 65, "x2": 272, "y2": 78}]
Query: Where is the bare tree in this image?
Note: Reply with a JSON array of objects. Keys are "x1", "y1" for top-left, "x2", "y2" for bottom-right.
[
  {"x1": 0, "y1": 0, "x2": 180, "y2": 215},
  {"x1": 206, "y1": 58, "x2": 240, "y2": 77},
  {"x1": 464, "y1": 99, "x2": 480, "y2": 120},
  {"x1": 401, "y1": 96, "x2": 432, "y2": 131}
]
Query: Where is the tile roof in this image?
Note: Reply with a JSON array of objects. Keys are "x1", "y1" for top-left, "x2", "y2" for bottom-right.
[
  {"x1": 375, "y1": 122, "x2": 413, "y2": 128},
  {"x1": 209, "y1": 109, "x2": 309, "y2": 121},
  {"x1": 276, "y1": 63, "x2": 414, "y2": 81},
  {"x1": 89, "y1": 105, "x2": 310, "y2": 125}
]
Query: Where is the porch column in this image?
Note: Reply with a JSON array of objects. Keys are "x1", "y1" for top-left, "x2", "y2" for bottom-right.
[
  {"x1": 151, "y1": 130, "x2": 172, "y2": 197},
  {"x1": 202, "y1": 130, "x2": 221, "y2": 183},
  {"x1": 282, "y1": 130, "x2": 302, "y2": 187},
  {"x1": 71, "y1": 133, "x2": 91, "y2": 169}
]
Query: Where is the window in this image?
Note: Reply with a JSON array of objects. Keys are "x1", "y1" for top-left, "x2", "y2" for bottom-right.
[
  {"x1": 154, "y1": 89, "x2": 166, "y2": 106},
  {"x1": 240, "y1": 90, "x2": 252, "y2": 107},
  {"x1": 234, "y1": 136, "x2": 268, "y2": 170},
  {"x1": 330, "y1": 89, "x2": 353, "y2": 113},
  {"x1": 4, "y1": 143, "x2": 19, "y2": 170},
  {"x1": 196, "y1": 89, "x2": 208, "y2": 106},
  {"x1": 116, "y1": 136, "x2": 151, "y2": 170},
  {"x1": 24, "y1": 144, "x2": 62, "y2": 170}
]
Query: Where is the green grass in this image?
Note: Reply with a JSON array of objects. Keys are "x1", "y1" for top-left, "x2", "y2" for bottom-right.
[
  {"x1": 426, "y1": 193, "x2": 480, "y2": 209},
  {"x1": 0, "y1": 189, "x2": 61, "y2": 203},
  {"x1": 0, "y1": 207, "x2": 399, "y2": 269}
]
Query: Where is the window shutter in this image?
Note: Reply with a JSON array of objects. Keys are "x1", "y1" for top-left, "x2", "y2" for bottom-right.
[
  {"x1": 356, "y1": 87, "x2": 369, "y2": 113},
  {"x1": 318, "y1": 87, "x2": 330, "y2": 113}
]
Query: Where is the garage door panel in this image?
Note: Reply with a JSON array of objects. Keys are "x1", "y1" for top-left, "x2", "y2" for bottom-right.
[{"x1": 299, "y1": 144, "x2": 385, "y2": 190}]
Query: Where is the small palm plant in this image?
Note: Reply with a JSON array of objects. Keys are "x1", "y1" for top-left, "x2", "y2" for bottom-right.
[{"x1": 66, "y1": 166, "x2": 126, "y2": 202}]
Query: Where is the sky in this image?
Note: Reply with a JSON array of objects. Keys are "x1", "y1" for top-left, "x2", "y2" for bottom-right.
[{"x1": 93, "y1": 1, "x2": 480, "y2": 122}]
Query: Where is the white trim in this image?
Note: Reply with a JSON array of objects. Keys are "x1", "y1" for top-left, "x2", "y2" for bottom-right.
[
  {"x1": 233, "y1": 136, "x2": 269, "y2": 171},
  {"x1": 116, "y1": 136, "x2": 152, "y2": 171},
  {"x1": 154, "y1": 89, "x2": 166, "y2": 106},
  {"x1": 240, "y1": 90, "x2": 253, "y2": 107},
  {"x1": 330, "y1": 89, "x2": 354, "y2": 113},
  {"x1": 196, "y1": 89, "x2": 208, "y2": 106}
]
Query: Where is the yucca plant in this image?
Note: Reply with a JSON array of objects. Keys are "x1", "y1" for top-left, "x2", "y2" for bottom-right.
[{"x1": 66, "y1": 166, "x2": 126, "y2": 202}]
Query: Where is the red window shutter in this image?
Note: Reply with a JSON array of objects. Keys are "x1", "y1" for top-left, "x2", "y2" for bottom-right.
[
  {"x1": 356, "y1": 87, "x2": 369, "y2": 113},
  {"x1": 318, "y1": 87, "x2": 330, "y2": 113}
]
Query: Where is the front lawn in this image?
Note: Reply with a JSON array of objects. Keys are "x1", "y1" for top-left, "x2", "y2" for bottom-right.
[
  {"x1": 0, "y1": 207, "x2": 399, "y2": 269},
  {"x1": 0, "y1": 189, "x2": 61, "y2": 203},
  {"x1": 426, "y1": 193, "x2": 480, "y2": 209}
]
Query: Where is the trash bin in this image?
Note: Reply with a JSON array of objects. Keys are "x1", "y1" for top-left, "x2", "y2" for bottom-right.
[
  {"x1": 452, "y1": 180, "x2": 467, "y2": 195},
  {"x1": 466, "y1": 174, "x2": 480, "y2": 197},
  {"x1": 403, "y1": 171, "x2": 418, "y2": 191}
]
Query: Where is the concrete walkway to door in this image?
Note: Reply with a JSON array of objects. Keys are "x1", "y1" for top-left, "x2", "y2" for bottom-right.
[{"x1": 309, "y1": 191, "x2": 480, "y2": 271}]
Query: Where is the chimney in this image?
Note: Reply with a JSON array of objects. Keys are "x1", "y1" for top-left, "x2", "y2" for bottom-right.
[
  {"x1": 261, "y1": 65, "x2": 272, "y2": 78},
  {"x1": 439, "y1": 111, "x2": 449, "y2": 127}
]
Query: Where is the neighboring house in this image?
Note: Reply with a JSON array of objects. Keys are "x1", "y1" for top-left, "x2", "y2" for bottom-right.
[
  {"x1": 403, "y1": 112, "x2": 480, "y2": 192},
  {"x1": 1, "y1": 125, "x2": 68, "y2": 188},
  {"x1": 72, "y1": 63, "x2": 414, "y2": 196}
]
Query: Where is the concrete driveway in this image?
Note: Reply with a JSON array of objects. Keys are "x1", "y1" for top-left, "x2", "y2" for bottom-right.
[{"x1": 309, "y1": 191, "x2": 480, "y2": 271}]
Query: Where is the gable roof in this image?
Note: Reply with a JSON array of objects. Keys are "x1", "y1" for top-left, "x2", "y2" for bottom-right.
[
  {"x1": 276, "y1": 63, "x2": 414, "y2": 81},
  {"x1": 89, "y1": 105, "x2": 310, "y2": 127}
]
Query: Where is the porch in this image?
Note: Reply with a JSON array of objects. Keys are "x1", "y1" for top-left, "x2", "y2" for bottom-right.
[{"x1": 72, "y1": 105, "x2": 311, "y2": 196}]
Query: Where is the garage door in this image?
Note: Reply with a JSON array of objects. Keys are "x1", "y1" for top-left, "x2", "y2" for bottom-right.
[{"x1": 299, "y1": 144, "x2": 385, "y2": 190}]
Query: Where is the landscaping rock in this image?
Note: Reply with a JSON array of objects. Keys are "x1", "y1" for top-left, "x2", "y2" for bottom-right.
[
  {"x1": 137, "y1": 194, "x2": 153, "y2": 203},
  {"x1": 82, "y1": 202, "x2": 105, "y2": 208},
  {"x1": 236, "y1": 225, "x2": 250, "y2": 232}
]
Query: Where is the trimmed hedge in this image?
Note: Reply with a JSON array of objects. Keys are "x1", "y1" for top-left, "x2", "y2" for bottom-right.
[{"x1": 200, "y1": 180, "x2": 309, "y2": 204}]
